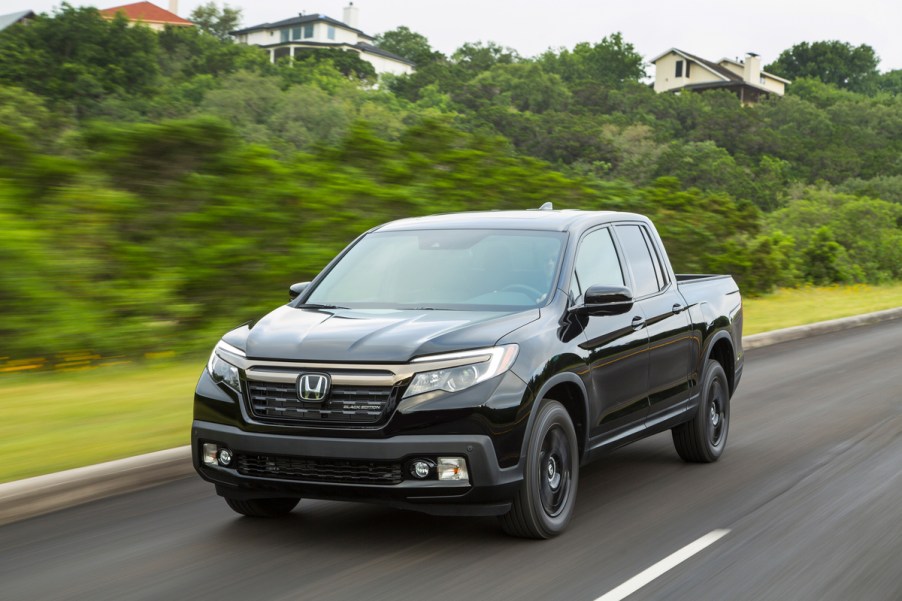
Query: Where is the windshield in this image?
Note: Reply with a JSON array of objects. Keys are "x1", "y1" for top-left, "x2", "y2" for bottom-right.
[{"x1": 306, "y1": 229, "x2": 566, "y2": 310}]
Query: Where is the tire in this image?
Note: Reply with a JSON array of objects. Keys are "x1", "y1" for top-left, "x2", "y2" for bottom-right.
[
  {"x1": 224, "y1": 496, "x2": 300, "y2": 518},
  {"x1": 672, "y1": 359, "x2": 730, "y2": 463},
  {"x1": 500, "y1": 399, "x2": 579, "y2": 539}
]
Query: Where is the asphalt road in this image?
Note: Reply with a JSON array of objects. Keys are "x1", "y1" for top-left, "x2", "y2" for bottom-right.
[{"x1": 2, "y1": 320, "x2": 902, "y2": 601}]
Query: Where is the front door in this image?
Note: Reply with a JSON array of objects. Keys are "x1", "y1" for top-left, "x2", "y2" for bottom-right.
[{"x1": 570, "y1": 227, "x2": 650, "y2": 441}]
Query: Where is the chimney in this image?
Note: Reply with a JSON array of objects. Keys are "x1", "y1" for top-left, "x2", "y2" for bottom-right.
[
  {"x1": 743, "y1": 52, "x2": 761, "y2": 84},
  {"x1": 343, "y1": 2, "x2": 359, "y2": 28},
  {"x1": 169, "y1": 0, "x2": 178, "y2": 15}
]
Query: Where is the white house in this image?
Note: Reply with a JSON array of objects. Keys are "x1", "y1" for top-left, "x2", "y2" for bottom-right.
[
  {"x1": 230, "y1": 3, "x2": 415, "y2": 76},
  {"x1": 652, "y1": 49, "x2": 790, "y2": 104},
  {"x1": 0, "y1": 10, "x2": 35, "y2": 32}
]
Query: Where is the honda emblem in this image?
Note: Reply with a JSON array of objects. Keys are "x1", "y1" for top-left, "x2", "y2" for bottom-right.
[{"x1": 297, "y1": 373, "x2": 331, "y2": 401}]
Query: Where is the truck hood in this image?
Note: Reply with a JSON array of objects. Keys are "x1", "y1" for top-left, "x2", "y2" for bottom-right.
[{"x1": 240, "y1": 306, "x2": 540, "y2": 363}]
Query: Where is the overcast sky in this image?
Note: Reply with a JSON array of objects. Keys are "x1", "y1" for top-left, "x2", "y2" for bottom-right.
[{"x1": 10, "y1": 0, "x2": 902, "y2": 72}]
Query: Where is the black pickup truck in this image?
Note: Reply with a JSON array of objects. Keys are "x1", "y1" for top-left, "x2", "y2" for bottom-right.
[{"x1": 193, "y1": 208, "x2": 743, "y2": 538}]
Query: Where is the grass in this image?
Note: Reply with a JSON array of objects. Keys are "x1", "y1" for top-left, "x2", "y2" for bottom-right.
[
  {"x1": 0, "y1": 360, "x2": 201, "y2": 483},
  {"x1": 2, "y1": 283, "x2": 901, "y2": 484},
  {"x1": 742, "y1": 282, "x2": 902, "y2": 335}
]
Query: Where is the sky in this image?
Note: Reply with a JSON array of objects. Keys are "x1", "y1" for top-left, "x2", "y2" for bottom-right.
[{"x1": 9, "y1": 0, "x2": 902, "y2": 72}]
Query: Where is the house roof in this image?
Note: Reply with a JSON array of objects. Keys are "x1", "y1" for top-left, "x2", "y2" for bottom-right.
[
  {"x1": 651, "y1": 48, "x2": 739, "y2": 82},
  {"x1": 719, "y1": 57, "x2": 792, "y2": 84},
  {"x1": 231, "y1": 13, "x2": 370, "y2": 39},
  {"x1": 0, "y1": 10, "x2": 35, "y2": 32},
  {"x1": 100, "y1": 2, "x2": 193, "y2": 26},
  {"x1": 355, "y1": 42, "x2": 415, "y2": 66}
]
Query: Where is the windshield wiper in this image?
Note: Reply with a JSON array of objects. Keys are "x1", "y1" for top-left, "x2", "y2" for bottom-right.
[{"x1": 295, "y1": 303, "x2": 348, "y2": 310}]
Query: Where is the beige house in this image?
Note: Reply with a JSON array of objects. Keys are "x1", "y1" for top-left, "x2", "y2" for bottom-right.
[
  {"x1": 230, "y1": 3, "x2": 415, "y2": 77},
  {"x1": 652, "y1": 49, "x2": 790, "y2": 103}
]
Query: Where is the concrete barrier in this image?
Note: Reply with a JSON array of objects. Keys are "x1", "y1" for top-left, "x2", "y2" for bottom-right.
[{"x1": 0, "y1": 446, "x2": 191, "y2": 526}]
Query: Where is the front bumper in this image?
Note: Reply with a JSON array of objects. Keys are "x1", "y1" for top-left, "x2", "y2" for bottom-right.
[{"x1": 192, "y1": 420, "x2": 523, "y2": 516}]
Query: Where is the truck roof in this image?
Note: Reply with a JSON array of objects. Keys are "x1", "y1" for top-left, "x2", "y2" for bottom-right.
[{"x1": 374, "y1": 210, "x2": 650, "y2": 233}]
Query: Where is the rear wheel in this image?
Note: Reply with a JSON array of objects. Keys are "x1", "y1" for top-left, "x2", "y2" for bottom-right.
[
  {"x1": 500, "y1": 399, "x2": 579, "y2": 539},
  {"x1": 672, "y1": 359, "x2": 730, "y2": 462},
  {"x1": 224, "y1": 497, "x2": 300, "y2": 518}
]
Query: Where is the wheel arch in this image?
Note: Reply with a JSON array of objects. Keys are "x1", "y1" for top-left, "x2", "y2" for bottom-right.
[
  {"x1": 705, "y1": 331, "x2": 736, "y2": 395},
  {"x1": 519, "y1": 372, "x2": 589, "y2": 462}
]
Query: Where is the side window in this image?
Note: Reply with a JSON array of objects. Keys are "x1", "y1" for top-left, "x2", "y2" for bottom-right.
[
  {"x1": 641, "y1": 227, "x2": 668, "y2": 289},
  {"x1": 571, "y1": 228, "x2": 624, "y2": 300},
  {"x1": 616, "y1": 225, "x2": 661, "y2": 298}
]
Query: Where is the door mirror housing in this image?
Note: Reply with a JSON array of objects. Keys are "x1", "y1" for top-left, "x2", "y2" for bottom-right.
[
  {"x1": 289, "y1": 281, "x2": 310, "y2": 301},
  {"x1": 577, "y1": 285, "x2": 633, "y2": 316}
]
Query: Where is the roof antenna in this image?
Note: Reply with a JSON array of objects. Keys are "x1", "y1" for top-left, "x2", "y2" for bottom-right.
[{"x1": 539, "y1": 202, "x2": 553, "y2": 211}]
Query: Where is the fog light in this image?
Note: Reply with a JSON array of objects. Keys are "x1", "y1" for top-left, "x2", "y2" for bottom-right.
[
  {"x1": 218, "y1": 448, "x2": 233, "y2": 466},
  {"x1": 410, "y1": 460, "x2": 433, "y2": 479},
  {"x1": 437, "y1": 457, "x2": 469, "y2": 482},
  {"x1": 203, "y1": 443, "x2": 218, "y2": 465}
]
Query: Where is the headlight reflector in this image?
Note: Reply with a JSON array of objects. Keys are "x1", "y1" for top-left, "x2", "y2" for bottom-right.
[
  {"x1": 207, "y1": 340, "x2": 244, "y2": 391},
  {"x1": 403, "y1": 345, "x2": 518, "y2": 398}
]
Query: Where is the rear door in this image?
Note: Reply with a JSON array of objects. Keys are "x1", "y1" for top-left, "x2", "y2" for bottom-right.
[{"x1": 613, "y1": 223, "x2": 694, "y2": 426}]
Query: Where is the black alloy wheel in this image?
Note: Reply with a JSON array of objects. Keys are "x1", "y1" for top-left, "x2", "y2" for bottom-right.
[
  {"x1": 500, "y1": 399, "x2": 579, "y2": 539},
  {"x1": 672, "y1": 359, "x2": 730, "y2": 463}
]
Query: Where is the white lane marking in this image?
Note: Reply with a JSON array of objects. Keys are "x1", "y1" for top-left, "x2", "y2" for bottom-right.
[{"x1": 594, "y1": 529, "x2": 731, "y2": 601}]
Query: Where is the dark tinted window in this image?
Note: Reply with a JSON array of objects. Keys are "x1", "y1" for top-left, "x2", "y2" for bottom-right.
[
  {"x1": 616, "y1": 225, "x2": 660, "y2": 297},
  {"x1": 570, "y1": 228, "x2": 624, "y2": 299},
  {"x1": 675, "y1": 60, "x2": 683, "y2": 77}
]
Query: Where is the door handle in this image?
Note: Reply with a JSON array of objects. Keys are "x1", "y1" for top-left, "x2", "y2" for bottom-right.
[
  {"x1": 631, "y1": 315, "x2": 645, "y2": 330},
  {"x1": 672, "y1": 303, "x2": 685, "y2": 314}
]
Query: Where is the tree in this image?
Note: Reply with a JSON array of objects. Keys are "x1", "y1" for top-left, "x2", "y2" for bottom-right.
[
  {"x1": 374, "y1": 26, "x2": 443, "y2": 65},
  {"x1": 189, "y1": 2, "x2": 242, "y2": 41},
  {"x1": 539, "y1": 33, "x2": 645, "y2": 88},
  {"x1": 0, "y1": 4, "x2": 160, "y2": 117},
  {"x1": 766, "y1": 41, "x2": 880, "y2": 94},
  {"x1": 287, "y1": 48, "x2": 376, "y2": 81}
]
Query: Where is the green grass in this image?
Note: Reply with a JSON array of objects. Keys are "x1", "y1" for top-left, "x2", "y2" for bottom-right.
[
  {"x1": 2, "y1": 283, "x2": 901, "y2": 484},
  {"x1": 0, "y1": 360, "x2": 201, "y2": 483},
  {"x1": 743, "y1": 282, "x2": 902, "y2": 335}
]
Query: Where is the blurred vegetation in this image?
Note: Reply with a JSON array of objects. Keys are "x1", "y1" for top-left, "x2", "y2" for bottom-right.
[{"x1": 1, "y1": 5, "x2": 901, "y2": 366}]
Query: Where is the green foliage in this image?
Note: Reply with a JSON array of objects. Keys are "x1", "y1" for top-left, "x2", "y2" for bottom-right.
[
  {"x1": 374, "y1": 26, "x2": 443, "y2": 65},
  {"x1": 766, "y1": 41, "x2": 880, "y2": 94},
  {"x1": 189, "y1": 1, "x2": 242, "y2": 41},
  {"x1": 286, "y1": 48, "x2": 377, "y2": 81},
  {"x1": 539, "y1": 33, "x2": 646, "y2": 88},
  {"x1": 1, "y1": 13, "x2": 901, "y2": 362},
  {"x1": 0, "y1": 4, "x2": 160, "y2": 117}
]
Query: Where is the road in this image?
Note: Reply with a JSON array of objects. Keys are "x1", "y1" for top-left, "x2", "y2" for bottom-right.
[{"x1": 2, "y1": 320, "x2": 901, "y2": 601}]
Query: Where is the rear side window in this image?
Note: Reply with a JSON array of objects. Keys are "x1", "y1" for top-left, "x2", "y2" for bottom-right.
[
  {"x1": 616, "y1": 225, "x2": 662, "y2": 297},
  {"x1": 570, "y1": 228, "x2": 624, "y2": 300}
]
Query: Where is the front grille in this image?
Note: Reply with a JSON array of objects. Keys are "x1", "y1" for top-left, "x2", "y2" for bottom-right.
[
  {"x1": 246, "y1": 380, "x2": 397, "y2": 425},
  {"x1": 237, "y1": 453, "x2": 403, "y2": 485}
]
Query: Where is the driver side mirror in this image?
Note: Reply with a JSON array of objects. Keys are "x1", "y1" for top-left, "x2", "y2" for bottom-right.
[
  {"x1": 289, "y1": 281, "x2": 310, "y2": 301},
  {"x1": 575, "y1": 285, "x2": 633, "y2": 316}
]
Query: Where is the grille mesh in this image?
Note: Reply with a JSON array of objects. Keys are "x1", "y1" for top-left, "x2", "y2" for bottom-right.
[
  {"x1": 246, "y1": 380, "x2": 396, "y2": 425},
  {"x1": 236, "y1": 453, "x2": 403, "y2": 485}
]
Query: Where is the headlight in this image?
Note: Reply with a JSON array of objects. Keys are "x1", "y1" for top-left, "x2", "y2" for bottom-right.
[
  {"x1": 207, "y1": 340, "x2": 244, "y2": 391},
  {"x1": 403, "y1": 345, "x2": 518, "y2": 398}
]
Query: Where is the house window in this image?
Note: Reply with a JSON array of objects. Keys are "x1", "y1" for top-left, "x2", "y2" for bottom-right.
[
  {"x1": 675, "y1": 60, "x2": 683, "y2": 78},
  {"x1": 291, "y1": 26, "x2": 301, "y2": 40},
  {"x1": 685, "y1": 61, "x2": 691, "y2": 77},
  {"x1": 280, "y1": 28, "x2": 289, "y2": 43},
  {"x1": 760, "y1": 74, "x2": 766, "y2": 84},
  {"x1": 327, "y1": 25, "x2": 336, "y2": 40},
  {"x1": 303, "y1": 24, "x2": 314, "y2": 38}
]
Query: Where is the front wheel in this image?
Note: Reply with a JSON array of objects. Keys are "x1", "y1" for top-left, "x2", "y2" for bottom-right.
[
  {"x1": 500, "y1": 399, "x2": 579, "y2": 539},
  {"x1": 224, "y1": 496, "x2": 300, "y2": 518},
  {"x1": 672, "y1": 359, "x2": 730, "y2": 463}
]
